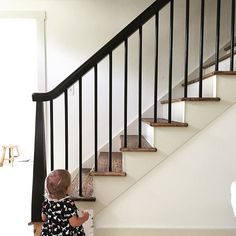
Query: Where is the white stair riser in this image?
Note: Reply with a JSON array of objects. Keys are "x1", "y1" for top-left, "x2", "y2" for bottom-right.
[
  {"x1": 184, "y1": 101, "x2": 229, "y2": 129},
  {"x1": 143, "y1": 122, "x2": 198, "y2": 155},
  {"x1": 162, "y1": 75, "x2": 236, "y2": 126},
  {"x1": 77, "y1": 151, "x2": 166, "y2": 214},
  {"x1": 185, "y1": 75, "x2": 236, "y2": 103},
  {"x1": 162, "y1": 101, "x2": 185, "y2": 123},
  {"x1": 162, "y1": 100, "x2": 229, "y2": 129},
  {"x1": 216, "y1": 75, "x2": 236, "y2": 103},
  {"x1": 187, "y1": 76, "x2": 216, "y2": 97},
  {"x1": 154, "y1": 126, "x2": 197, "y2": 155}
]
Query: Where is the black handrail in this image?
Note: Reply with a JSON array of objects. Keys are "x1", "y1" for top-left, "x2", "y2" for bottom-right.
[{"x1": 32, "y1": 0, "x2": 170, "y2": 102}]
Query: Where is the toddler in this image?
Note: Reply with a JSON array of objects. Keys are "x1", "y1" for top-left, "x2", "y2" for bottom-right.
[{"x1": 41, "y1": 169, "x2": 89, "y2": 235}]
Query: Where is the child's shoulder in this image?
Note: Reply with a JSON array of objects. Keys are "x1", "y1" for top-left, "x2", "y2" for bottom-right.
[{"x1": 63, "y1": 197, "x2": 75, "y2": 205}]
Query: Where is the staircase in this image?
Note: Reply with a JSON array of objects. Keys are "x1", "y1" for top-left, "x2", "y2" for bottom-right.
[{"x1": 31, "y1": 0, "x2": 236, "y2": 235}]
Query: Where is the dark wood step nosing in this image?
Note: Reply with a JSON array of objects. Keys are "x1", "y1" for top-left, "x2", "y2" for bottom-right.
[
  {"x1": 142, "y1": 118, "x2": 188, "y2": 127},
  {"x1": 70, "y1": 196, "x2": 96, "y2": 202},
  {"x1": 160, "y1": 97, "x2": 221, "y2": 104},
  {"x1": 182, "y1": 71, "x2": 236, "y2": 86},
  {"x1": 120, "y1": 147, "x2": 157, "y2": 152},
  {"x1": 89, "y1": 171, "x2": 126, "y2": 176}
]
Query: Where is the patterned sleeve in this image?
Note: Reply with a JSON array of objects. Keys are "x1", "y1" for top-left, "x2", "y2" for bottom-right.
[
  {"x1": 63, "y1": 198, "x2": 78, "y2": 219},
  {"x1": 42, "y1": 199, "x2": 48, "y2": 215}
]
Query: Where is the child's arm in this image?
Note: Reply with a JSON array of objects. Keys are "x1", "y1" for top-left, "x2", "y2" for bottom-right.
[
  {"x1": 41, "y1": 212, "x2": 47, "y2": 222},
  {"x1": 69, "y1": 211, "x2": 89, "y2": 227}
]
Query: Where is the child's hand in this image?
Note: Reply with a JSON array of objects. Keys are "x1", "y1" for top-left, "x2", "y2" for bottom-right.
[{"x1": 81, "y1": 211, "x2": 89, "y2": 221}]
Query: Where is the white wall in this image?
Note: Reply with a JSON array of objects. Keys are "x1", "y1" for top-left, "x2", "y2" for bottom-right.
[
  {"x1": 95, "y1": 101, "x2": 236, "y2": 229},
  {"x1": 0, "y1": 0, "x2": 154, "y2": 169},
  {"x1": 1, "y1": 0, "x2": 233, "y2": 170}
]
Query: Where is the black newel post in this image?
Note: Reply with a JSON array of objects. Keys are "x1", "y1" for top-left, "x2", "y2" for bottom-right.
[{"x1": 31, "y1": 101, "x2": 47, "y2": 222}]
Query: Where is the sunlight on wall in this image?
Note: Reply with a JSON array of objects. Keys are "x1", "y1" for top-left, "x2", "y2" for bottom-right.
[{"x1": 0, "y1": 18, "x2": 37, "y2": 160}]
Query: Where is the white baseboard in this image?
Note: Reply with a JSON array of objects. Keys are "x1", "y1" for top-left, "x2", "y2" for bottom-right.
[{"x1": 95, "y1": 228, "x2": 236, "y2": 236}]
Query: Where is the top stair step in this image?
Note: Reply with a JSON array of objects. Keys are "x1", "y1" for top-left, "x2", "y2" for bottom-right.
[
  {"x1": 161, "y1": 97, "x2": 220, "y2": 104},
  {"x1": 120, "y1": 135, "x2": 157, "y2": 152}
]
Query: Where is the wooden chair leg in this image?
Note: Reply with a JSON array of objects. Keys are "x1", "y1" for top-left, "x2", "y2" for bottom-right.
[
  {"x1": 0, "y1": 146, "x2": 7, "y2": 167},
  {"x1": 9, "y1": 146, "x2": 14, "y2": 166}
]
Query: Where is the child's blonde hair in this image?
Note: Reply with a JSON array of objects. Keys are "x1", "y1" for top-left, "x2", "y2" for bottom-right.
[{"x1": 45, "y1": 169, "x2": 71, "y2": 199}]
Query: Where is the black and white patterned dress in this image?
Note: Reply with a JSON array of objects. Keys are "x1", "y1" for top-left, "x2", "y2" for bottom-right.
[{"x1": 41, "y1": 197, "x2": 85, "y2": 236}]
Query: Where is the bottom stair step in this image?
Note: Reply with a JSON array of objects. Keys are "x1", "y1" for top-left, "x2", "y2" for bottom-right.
[
  {"x1": 120, "y1": 135, "x2": 157, "y2": 152},
  {"x1": 71, "y1": 168, "x2": 95, "y2": 201},
  {"x1": 90, "y1": 152, "x2": 126, "y2": 176}
]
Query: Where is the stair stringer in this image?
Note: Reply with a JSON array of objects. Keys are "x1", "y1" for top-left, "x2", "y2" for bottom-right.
[
  {"x1": 79, "y1": 75, "x2": 236, "y2": 215},
  {"x1": 76, "y1": 75, "x2": 236, "y2": 215},
  {"x1": 93, "y1": 98, "x2": 236, "y2": 236}
]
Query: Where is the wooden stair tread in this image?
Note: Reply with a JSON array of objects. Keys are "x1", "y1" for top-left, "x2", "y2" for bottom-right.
[
  {"x1": 182, "y1": 71, "x2": 236, "y2": 86},
  {"x1": 142, "y1": 118, "x2": 188, "y2": 127},
  {"x1": 90, "y1": 152, "x2": 126, "y2": 176},
  {"x1": 203, "y1": 51, "x2": 236, "y2": 69},
  {"x1": 120, "y1": 135, "x2": 157, "y2": 152},
  {"x1": 90, "y1": 171, "x2": 126, "y2": 176},
  {"x1": 161, "y1": 97, "x2": 220, "y2": 104}
]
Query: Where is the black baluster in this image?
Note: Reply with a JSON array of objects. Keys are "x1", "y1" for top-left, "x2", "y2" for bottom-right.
[
  {"x1": 109, "y1": 53, "x2": 113, "y2": 172},
  {"x1": 50, "y1": 100, "x2": 54, "y2": 170},
  {"x1": 124, "y1": 39, "x2": 128, "y2": 148},
  {"x1": 154, "y1": 13, "x2": 159, "y2": 122},
  {"x1": 215, "y1": 0, "x2": 221, "y2": 71},
  {"x1": 168, "y1": 0, "x2": 174, "y2": 123},
  {"x1": 138, "y1": 27, "x2": 143, "y2": 147},
  {"x1": 230, "y1": 0, "x2": 235, "y2": 71},
  {"x1": 64, "y1": 90, "x2": 69, "y2": 170},
  {"x1": 184, "y1": 0, "x2": 189, "y2": 98},
  {"x1": 79, "y1": 79, "x2": 83, "y2": 196},
  {"x1": 94, "y1": 65, "x2": 98, "y2": 172},
  {"x1": 199, "y1": 0, "x2": 205, "y2": 97}
]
